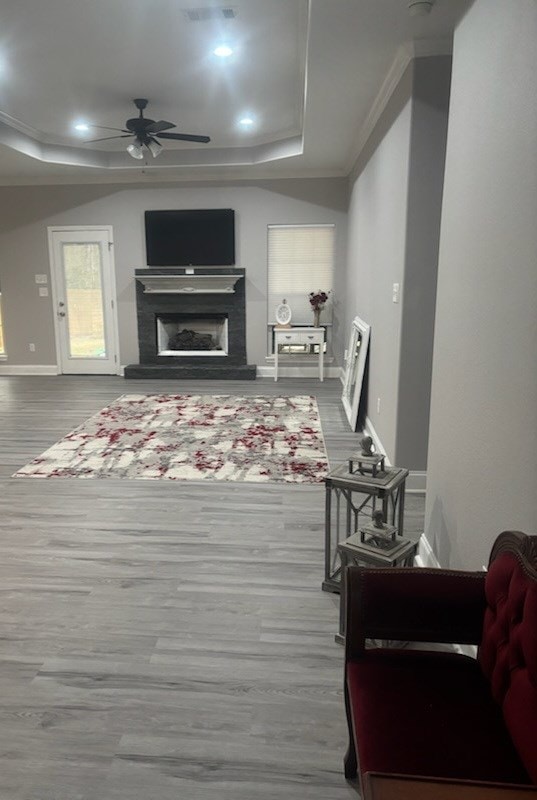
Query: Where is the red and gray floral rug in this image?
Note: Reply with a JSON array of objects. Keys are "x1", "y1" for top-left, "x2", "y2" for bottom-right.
[{"x1": 14, "y1": 394, "x2": 329, "y2": 484}]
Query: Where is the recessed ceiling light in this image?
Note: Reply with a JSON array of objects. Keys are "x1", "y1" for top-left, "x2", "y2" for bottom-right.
[
  {"x1": 239, "y1": 116, "x2": 254, "y2": 127},
  {"x1": 213, "y1": 44, "x2": 233, "y2": 57},
  {"x1": 74, "y1": 122, "x2": 89, "y2": 133}
]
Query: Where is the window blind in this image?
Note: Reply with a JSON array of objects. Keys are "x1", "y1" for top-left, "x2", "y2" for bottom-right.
[{"x1": 268, "y1": 224, "x2": 335, "y2": 325}]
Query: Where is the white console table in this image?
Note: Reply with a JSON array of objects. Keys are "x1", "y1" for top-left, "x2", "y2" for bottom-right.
[{"x1": 273, "y1": 327, "x2": 325, "y2": 382}]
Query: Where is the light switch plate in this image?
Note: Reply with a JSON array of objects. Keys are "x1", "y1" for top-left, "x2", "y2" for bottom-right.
[
  {"x1": 392, "y1": 282, "x2": 400, "y2": 303},
  {"x1": 35, "y1": 274, "x2": 48, "y2": 284}
]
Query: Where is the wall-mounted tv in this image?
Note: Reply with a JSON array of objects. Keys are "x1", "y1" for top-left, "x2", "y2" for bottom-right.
[{"x1": 145, "y1": 208, "x2": 235, "y2": 267}]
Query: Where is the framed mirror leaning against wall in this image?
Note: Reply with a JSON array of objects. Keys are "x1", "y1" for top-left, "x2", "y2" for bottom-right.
[{"x1": 342, "y1": 316, "x2": 371, "y2": 430}]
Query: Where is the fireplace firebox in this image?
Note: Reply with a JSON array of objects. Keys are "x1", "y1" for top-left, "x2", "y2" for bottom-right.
[{"x1": 156, "y1": 314, "x2": 228, "y2": 356}]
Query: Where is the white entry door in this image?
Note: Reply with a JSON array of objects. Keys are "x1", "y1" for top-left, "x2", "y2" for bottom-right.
[{"x1": 49, "y1": 227, "x2": 119, "y2": 374}]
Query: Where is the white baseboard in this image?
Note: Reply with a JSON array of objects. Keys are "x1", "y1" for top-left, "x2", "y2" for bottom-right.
[
  {"x1": 0, "y1": 364, "x2": 60, "y2": 375},
  {"x1": 364, "y1": 417, "x2": 392, "y2": 466},
  {"x1": 415, "y1": 534, "x2": 440, "y2": 569},
  {"x1": 406, "y1": 471, "x2": 427, "y2": 493},
  {"x1": 257, "y1": 365, "x2": 342, "y2": 379},
  {"x1": 364, "y1": 416, "x2": 426, "y2": 494}
]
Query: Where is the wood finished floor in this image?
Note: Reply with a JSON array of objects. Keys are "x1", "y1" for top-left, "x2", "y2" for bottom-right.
[{"x1": 0, "y1": 376, "x2": 424, "y2": 800}]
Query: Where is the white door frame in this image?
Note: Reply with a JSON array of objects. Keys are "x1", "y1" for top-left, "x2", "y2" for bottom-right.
[{"x1": 48, "y1": 225, "x2": 121, "y2": 375}]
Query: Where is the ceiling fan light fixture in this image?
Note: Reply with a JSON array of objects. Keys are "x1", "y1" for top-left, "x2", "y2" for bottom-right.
[
  {"x1": 127, "y1": 141, "x2": 144, "y2": 160},
  {"x1": 147, "y1": 139, "x2": 163, "y2": 158},
  {"x1": 85, "y1": 101, "x2": 210, "y2": 157}
]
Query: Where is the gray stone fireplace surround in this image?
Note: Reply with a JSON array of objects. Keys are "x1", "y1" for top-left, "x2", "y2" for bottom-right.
[{"x1": 124, "y1": 268, "x2": 256, "y2": 379}]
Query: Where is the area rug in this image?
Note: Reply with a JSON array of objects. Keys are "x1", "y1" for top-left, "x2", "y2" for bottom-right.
[{"x1": 13, "y1": 394, "x2": 329, "y2": 484}]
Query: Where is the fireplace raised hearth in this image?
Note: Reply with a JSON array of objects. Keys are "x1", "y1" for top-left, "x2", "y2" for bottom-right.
[{"x1": 124, "y1": 268, "x2": 256, "y2": 380}]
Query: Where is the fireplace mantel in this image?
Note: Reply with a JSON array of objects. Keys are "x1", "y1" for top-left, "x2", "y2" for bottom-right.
[{"x1": 135, "y1": 269, "x2": 242, "y2": 295}]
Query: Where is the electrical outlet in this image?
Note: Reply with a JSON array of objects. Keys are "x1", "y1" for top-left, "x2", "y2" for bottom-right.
[
  {"x1": 29, "y1": 343, "x2": 36, "y2": 352},
  {"x1": 392, "y1": 282, "x2": 400, "y2": 303},
  {"x1": 377, "y1": 397, "x2": 381, "y2": 414},
  {"x1": 39, "y1": 287, "x2": 49, "y2": 297}
]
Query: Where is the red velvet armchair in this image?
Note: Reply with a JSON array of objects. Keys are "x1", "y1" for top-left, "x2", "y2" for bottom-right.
[{"x1": 344, "y1": 530, "x2": 537, "y2": 795}]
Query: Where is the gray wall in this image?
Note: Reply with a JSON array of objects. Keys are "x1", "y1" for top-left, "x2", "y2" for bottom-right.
[
  {"x1": 396, "y1": 57, "x2": 451, "y2": 468},
  {"x1": 344, "y1": 66, "x2": 413, "y2": 460},
  {"x1": 343, "y1": 58, "x2": 450, "y2": 470},
  {"x1": 0, "y1": 178, "x2": 347, "y2": 367},
  {"x1": 424, "y1": 0, "x2": 537, "y2": 569}
]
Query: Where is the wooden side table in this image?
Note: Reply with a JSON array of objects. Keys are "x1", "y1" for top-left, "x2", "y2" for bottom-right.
[
  {"x1": 274, "y1": 326, "x2": 324, "y2": 381},
  {"x1": 336, "y1": 533, "x2": 418, "y2": 643},
  {"x1": 323, "y1": 463, "x2": 409, "y2": 593}
]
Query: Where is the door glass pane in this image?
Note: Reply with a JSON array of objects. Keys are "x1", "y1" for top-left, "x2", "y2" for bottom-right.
[{"x1": 62, "y1": 243, "x2": 107, "y2": 358}]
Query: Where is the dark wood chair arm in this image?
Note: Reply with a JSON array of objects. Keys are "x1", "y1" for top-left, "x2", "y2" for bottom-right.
[
  {"x1": 364, "y1": 772, "x2": 537, "y2": 800},
  {"x1": 345, "y1": 566, "x2": 486, "y2": 660}
]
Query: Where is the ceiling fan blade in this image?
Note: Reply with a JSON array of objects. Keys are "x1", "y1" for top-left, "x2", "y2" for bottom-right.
[
  {"x1": 156, "y1": 132, "x2": 211, "y2": 143},
  {"x1": 145, "y1": 120, "x2": 176, "y2": 134},
  {"x1": 84, "y1": 134, "x2": 132, "y2": 143},
  {"x1": 89, "y1": 125, "x2": 130, "y2": 133}
]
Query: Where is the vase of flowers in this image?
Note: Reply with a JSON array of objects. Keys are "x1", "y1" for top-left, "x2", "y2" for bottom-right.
[{"x1": 309, "y1": 290, "x2": 330, "y2": 327}]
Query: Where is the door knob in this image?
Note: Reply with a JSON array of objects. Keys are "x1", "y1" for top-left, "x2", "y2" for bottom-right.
[{"x1": 57, "y1": 311, "x2": 66, "y2": 317}]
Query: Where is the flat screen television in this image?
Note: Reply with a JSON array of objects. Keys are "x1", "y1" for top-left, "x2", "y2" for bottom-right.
[{"x1": 145, "y1": 208, "x2": 235, "y2": 267}]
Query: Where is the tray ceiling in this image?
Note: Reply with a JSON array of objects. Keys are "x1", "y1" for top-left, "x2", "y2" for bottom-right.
[{"x1": 0, "y1": 0, "x2": 471, "y2": 183}]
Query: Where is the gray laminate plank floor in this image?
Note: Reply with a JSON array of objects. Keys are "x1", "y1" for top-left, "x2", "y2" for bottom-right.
[{"x1": 0, "y1": 376, "x2": 424, "y2": 799}]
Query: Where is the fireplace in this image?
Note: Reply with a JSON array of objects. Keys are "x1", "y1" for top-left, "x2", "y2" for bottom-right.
[
  {"x1": 156, "y1": 314, "x2": 228, "y2": 356},
  {"x1": 124, "y1": 268, "x2": 256, "y2": 379}
]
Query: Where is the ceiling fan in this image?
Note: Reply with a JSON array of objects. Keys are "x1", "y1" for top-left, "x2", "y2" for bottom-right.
[{"x1": 85, "y1": 98, "x2": 211, "y2": 159}]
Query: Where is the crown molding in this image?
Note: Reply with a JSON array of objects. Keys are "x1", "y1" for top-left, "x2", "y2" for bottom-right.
[
  {"x1": 0, "y1": 110, "x2": 42, "y2": 140},
  {"x1": 0, "y1": 166, "x2": 348, "y2": 187},
  {"x1": 344, "y1": 43, "x2": 413, "y2": 176},
  {"x1": 344, "y1": 37, "x2": 453, "y2": 176},
  {"x1": 0, "y1": 120, "x2": 306, "y2": 172}
]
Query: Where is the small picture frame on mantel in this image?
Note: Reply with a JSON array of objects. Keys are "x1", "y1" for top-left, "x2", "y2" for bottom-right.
[{"x1": 274, "y1": 300, "x2": 292, "y2": 328}]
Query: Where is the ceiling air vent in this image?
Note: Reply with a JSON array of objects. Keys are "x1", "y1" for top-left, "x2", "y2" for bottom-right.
[{"x1": 184, "y1": 7, "x2": 237, "y2": 22}]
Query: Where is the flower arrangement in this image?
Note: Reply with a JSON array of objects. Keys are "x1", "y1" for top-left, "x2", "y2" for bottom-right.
[
  {"x1": 309, "y1": 290, "x2": 330, "y2": 326},
  {"x1": 309, "y1": 290, "x2": 330, "y2": 311}
]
